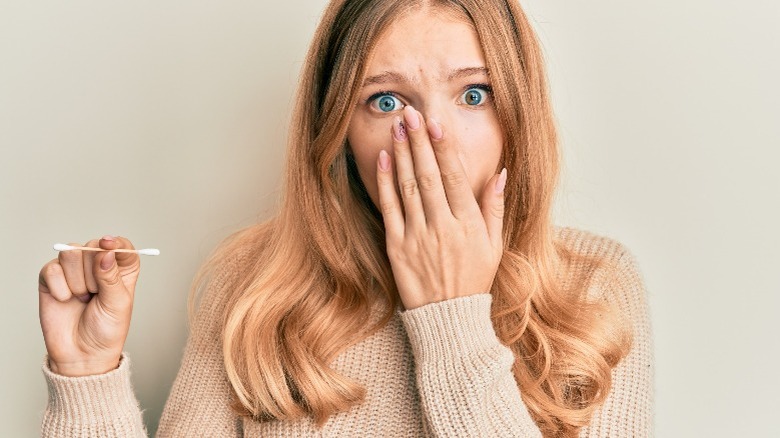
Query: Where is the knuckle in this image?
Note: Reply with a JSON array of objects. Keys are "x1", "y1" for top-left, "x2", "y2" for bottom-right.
[
  {"x1": 51, "y1": 290, "x2": 71, "y2": 303},
  {"x1": 59, "y1": 244, "x2": 82, "y2": 265},
  {"x1": 69, "y1": 279, "x2": 88, "y2": 294},
  {"x1": 387, "y1": 249, "x2": 403, "y2": 265},
  {"x1": 441, "y1": 170, "x2": 467, "y2": 187},
  {"x1": 102, "y1": 271, "x2": 124, "y2": 289},
  {"x1": 432, "y1": 226, "x2": 452, "y2": 243},
  {"x1": 400, "y1": 178, "x2": 418, "y2": 198},
  {"x1": 41, "y1": 261, "x2": 62, "y2": 280},
  {"x1": 490, "y1": 201, "x2": 505, "y2": 219},
  {"x1": 393, "y1": 142, "x2": 411, "y2": 157},
  {"x1": 377, "y1": 175, "x2": 395, "y2": 189},
  {"x1": 417, "y1": 173, "x2": 439, "y2": 192},
  {"x1": 463, "y1": 218, "x2": 482, "y2": 234},
  {"x1": 116, "y1": 236, "x2": 135, "y2": 250},
  {"x1": 380, "y1": 200, "x2": 398, "y2": 216}
]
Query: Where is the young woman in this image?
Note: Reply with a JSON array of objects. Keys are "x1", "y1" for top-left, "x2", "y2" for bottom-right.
[{"x1": 38, "y1": 0, "x2": 653, "y2": 436}]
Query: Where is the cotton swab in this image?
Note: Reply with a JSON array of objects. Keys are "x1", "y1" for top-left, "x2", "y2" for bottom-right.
[{"x1": 53, "y1": 243, "x2": 160, "y2": 256}]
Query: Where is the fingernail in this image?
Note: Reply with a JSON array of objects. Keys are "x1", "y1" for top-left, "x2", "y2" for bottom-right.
[
  {"x1": 100, "y1": 251, "x2": 116, "y2": 271},
  {"x1": 403, "y1": 106, "x2": 420, "y2": 130},
  {"x1": 392, "y1": 116, "x2": 407, "y2": 141},
  {"x1": 101, "y1": 235, "x2": 115, "y2": 242},
  {"x1": 378, "y1": 149, "x2": 391, "y2": 171},
  {"x1": 495, "y1": 168, "x2": 507, "y2": 193},
  {"x1": 428, "y1": 118, "x2": 443, "y2": 141}
]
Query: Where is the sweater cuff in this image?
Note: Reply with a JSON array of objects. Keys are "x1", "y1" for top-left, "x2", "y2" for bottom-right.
[
  {"x1": 42, "y1": 353, "x2": 142, "y2": 426},
  {"x1": 399, "y1": 294, "x2": 504, "y2": 364}
]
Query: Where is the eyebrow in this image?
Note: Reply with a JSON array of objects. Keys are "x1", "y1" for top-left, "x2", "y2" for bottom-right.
[{"x1": 362, "y1": 67, "x2": 489, "y2": 86}]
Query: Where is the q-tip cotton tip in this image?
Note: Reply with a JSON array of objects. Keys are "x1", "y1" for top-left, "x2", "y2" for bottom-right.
[{"x1": 53, "y1": 243, "x2": 160, "y2": 256}]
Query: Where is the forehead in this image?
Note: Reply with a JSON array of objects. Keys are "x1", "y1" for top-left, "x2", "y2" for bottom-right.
[{"x1": 364, "y1": 7, "x2": 486, "y2": 82}]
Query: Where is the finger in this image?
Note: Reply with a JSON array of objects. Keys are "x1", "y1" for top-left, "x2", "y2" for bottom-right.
[
  {"x1": 58, "y1": 242, "x2": 88, "y2": 299},
  {"x1": 403, "y1": 106, "x2": 449, "y2": 223},
  {"x1": 39, "y1": 261, "x2": 73, "y2": 303},
  {"x1": 83, "y1": 239, "x2": 99, "y2": 293},
  {"x1": 427, "y1": 118, "x2": 482, "y2": 219},
  {"x1": 376, "y1": 149, "x2": 404, "y2": 242},
  {"x1": 480, "y1": 168, "x2": 507, "y2": 250},
  {"x1": 98, "y1": 235, "x2": 139, "y2": 270},
  {"x1": 391, "y1": 115, "x2": 425, "y2": 229},
  {"x1": 92, "y1": 236, "x2": 137, "y2": 311}
]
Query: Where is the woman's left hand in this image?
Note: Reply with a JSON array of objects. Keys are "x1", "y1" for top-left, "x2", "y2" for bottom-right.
[{"x1": 376, "y1": 105, "x2": 507, "y2": 310}]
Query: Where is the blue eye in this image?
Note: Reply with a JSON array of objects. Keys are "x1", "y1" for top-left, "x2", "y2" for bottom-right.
[
  {"x1": 370, "y1": 94, "x2": 403, "y2": 113},
  {"x1": 460, "y1": 86, "x2": 490, "y2": 106}
]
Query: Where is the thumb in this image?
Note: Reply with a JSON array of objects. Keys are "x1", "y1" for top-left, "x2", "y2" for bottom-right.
[
  {"x1": 98, "y1": 235, "x2": 139, "y2": 269},
  {"x1": 93, "y1": 236, "x2": 137, "y2": 310},
  {"x1": 481, "y1": 168, "x2": 507, "y2": 250}
]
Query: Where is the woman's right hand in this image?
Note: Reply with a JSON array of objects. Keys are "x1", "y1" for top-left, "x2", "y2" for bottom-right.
[{"x1": 38, "y1": 236, "x2": 140, "y2": 377}]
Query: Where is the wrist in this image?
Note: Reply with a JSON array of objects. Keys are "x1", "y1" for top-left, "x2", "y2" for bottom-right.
[{"x1": 48, "y1": 356, "x2": 121, "y2": 377}]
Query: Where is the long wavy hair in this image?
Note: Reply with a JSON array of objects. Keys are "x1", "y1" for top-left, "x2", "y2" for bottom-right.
[{"x1": 195, "y1": 0, "x2": 632, "y2": 436}]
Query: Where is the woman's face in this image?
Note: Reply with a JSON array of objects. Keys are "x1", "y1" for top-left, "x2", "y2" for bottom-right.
[{"x1": 347, "y1": 7, "x2": 504, "y2": 210}]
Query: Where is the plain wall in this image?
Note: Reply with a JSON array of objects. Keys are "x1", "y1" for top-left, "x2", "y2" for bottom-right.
[{"x1": 1, "y1": 1, "x2": 777, "y2": 436}]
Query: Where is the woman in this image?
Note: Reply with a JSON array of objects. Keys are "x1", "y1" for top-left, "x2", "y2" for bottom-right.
[{"x1": 39, "y1": 0, "x2": 653, "y2": 436}]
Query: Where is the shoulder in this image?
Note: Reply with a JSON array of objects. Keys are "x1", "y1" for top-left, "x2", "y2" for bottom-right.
[
  {"x1": 552, "y1": 226, "x2": 647, "y2": 309},
  {"x1": 208, "y1": 222, "x2": 274, "y2": 278},
  {"x1": 555, "y1": 228, "x2": 655, "y2": 434},
  {"x1": 192, "y1": 220, "x2": 276, "y2": 320},
  {"x1": 553, "y1": 226, "x2": 635, "y2": 265}
]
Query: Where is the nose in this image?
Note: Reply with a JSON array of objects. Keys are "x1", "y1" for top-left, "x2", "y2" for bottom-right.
[
  {"x1": 416, "y1": 99, "x2": 444, "y2": 125},
  {"x1": 415, "y1": 101, "x2": 454, "y2": 143}
]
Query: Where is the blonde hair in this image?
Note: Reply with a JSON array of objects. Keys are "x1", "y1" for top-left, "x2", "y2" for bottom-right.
[{"x1": 197, "y1": 0, "x2": 632, "y2": 436}]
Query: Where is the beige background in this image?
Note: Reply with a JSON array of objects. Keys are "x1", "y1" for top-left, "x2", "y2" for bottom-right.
[{"x1": 1, "y1": 1, "x2": 778, "y2": 436}]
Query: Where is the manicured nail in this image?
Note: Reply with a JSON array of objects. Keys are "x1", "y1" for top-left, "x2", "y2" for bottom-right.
[
  {"x1": 378, "y1": 149, "x2": 391, "y2": 171},
  {"x1": 428, "y1": 118, "x2": 443, "y2": 141},
  {"x1": 101, "y1": 235, "x2": 115, "y2": 242},
  {"x1": 100, "y1": 251, "x2": 116, "y2": 271},
  {"x1": 392, "y1": 116, "x2": 407, "y2": 141},
  {"x1": 403, "y1": 106, "x2": 420, "y2": 130},
  {"x1": 495, "y1": 168, "x2": 507, "y2": 193}
]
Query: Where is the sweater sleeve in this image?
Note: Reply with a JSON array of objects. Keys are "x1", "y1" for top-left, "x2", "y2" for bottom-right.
[
  {"x1": 399, "y1": 294, "x2": 543, "y2": 438},
  {"x1": 41, "y1": 354, "x2": 147, "y2": 437}
]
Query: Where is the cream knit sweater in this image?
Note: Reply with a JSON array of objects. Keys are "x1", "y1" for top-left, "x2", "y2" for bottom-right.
[{"x1": 41, "y1": 227, "x2": 654, "y2": 437}]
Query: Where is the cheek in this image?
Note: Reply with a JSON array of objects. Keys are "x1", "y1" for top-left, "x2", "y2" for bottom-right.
[
  {"x1": 455, "y1": 115, "x2": 504, "y2": 195},
  {"x1": 347, "y1": 117, "x2": 395, "y2": 205}
]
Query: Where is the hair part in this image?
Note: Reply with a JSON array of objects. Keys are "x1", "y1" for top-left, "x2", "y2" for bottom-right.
[{"x1": 195, "y1": 0, "x2": 633, "y2": 435}]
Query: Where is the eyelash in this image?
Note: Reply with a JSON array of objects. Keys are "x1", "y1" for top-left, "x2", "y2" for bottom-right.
[
  {"x1": 460, "y1": 83, "x2": 493, "y2": 105},
  {"x1": 465, "y1": 83, "x2": 493, "y2": 95},
  {"x1": 365, "y1": 83, "x2": 494, "y2": 109},
  {"x1": 366, "y1": 91, "x2": 400, "y2": 105}
]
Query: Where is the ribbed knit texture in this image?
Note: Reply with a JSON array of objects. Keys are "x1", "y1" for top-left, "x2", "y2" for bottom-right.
[
  {"x1": 41, "y1": 226, "x2": 654, "y2": 437},
  {"x1": 42, "y1": 356, "x2": 145, "y2": 437},
  {"x1": 400, "y1": 295, "x2": 542, "y2": 437}
]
